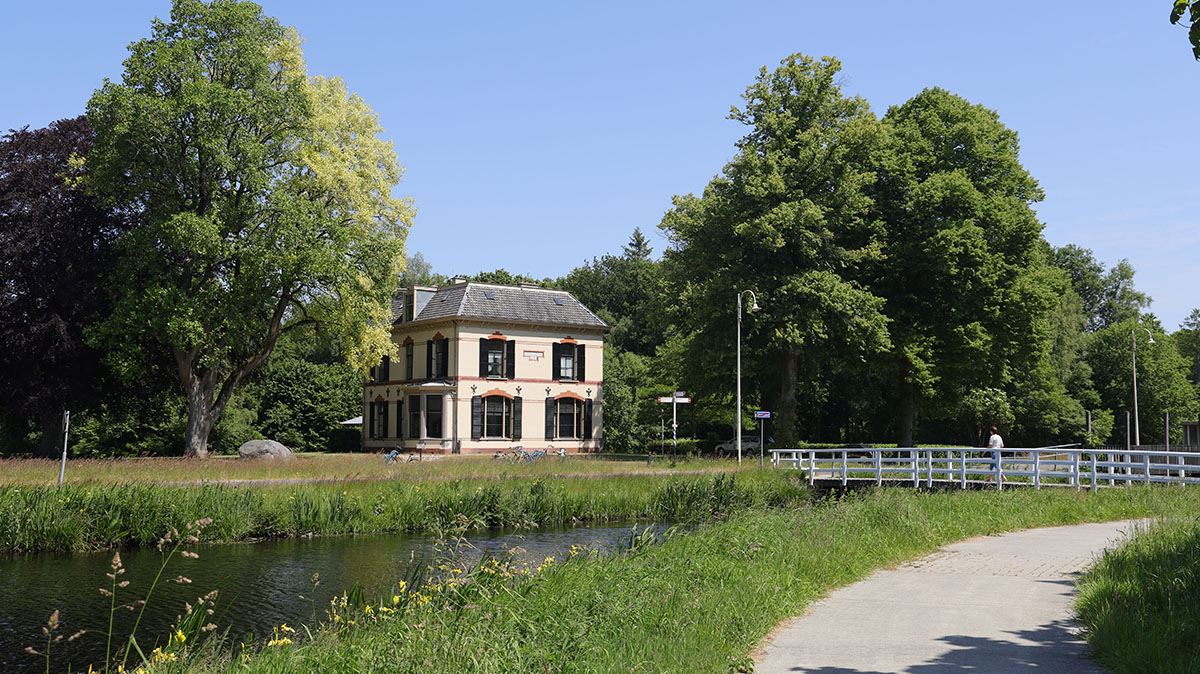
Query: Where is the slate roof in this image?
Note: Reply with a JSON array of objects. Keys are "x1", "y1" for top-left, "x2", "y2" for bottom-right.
[{"x1": 395, "y1": 282, "x2": 608, "y2": 330}]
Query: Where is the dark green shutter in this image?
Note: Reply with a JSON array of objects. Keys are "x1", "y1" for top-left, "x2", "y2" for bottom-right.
[
  {"x1": 471, "y1": 396, "x2": 483, "y2": 440},
  {"x1": 369, "y1": 402, "x2": 376, "y2": 439},
  {"x1": 425, "y1": 340, "x2": 432, "y2": 379},
  {"x1": 381, "y1": 356, "x2": 390, "y2": 381},
  {"x1": 505, "y1": 340, "x2": 516, "y2": 379},
  {"x1": 545, "y1": 397, "x2": 555, "y2": 439},
  {"x1": 551, "y1": 343, "x2": 561, "y2": 380},
  {"x1": 512, "y1": 397, "x2": 523, "y2": 440},
  {"x1": 479, "y1": 338, "x2": 489, "y2": 377},
  {"x1": 576, "y1": 345, "x2": 586, "y2": 381},
  {"x1": 584, "y1": 399, "x2": 593, "y2": 439}
]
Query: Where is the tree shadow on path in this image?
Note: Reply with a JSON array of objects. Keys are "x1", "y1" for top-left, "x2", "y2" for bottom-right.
[{"x1": 788, "y1": 618, "x2": 1100, "y2": 674}]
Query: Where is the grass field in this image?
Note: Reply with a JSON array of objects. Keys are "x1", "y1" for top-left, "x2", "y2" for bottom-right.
[
  {"x1": 0, "y1": 453, "x2": 747, "y2": 488},
  {"x1": 104, "y1": 485, "x2": 1200, "y2": 674},
  {"x1": 1075, "y1": 516, "x2": 1200, "y2": 673},
  {"x1": 0, "y1": 470, "x2": 805, "y2": 553}
]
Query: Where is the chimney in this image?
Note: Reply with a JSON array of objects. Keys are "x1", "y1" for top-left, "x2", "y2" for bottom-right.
[{"x1": 451, "y1": 275, "x2": 468, "y2": 285}]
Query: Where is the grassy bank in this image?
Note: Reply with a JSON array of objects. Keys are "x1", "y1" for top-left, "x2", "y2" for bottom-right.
[
  {"x1": 1075, "y1": 517, "x2": 1200, "y2": 673},
  {"x1": 0, "y1": 472, "x2": 805, "y2": 553},
  {"x1": 125, "y1": 486, "x2": 1200, "y2": 674},
  {"x1": 0, "y1": 454, "x2": 743, "y2": 488}
]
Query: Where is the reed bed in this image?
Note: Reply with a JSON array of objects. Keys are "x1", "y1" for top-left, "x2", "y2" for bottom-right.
[
  {"x1": 0, "y1": 472, "x2": 804, "y2": 553},
  {"x1": 135, "y1": 486, "x2": 1200, "y2": 674},
  {"x1": 0, "y1": 454, "x2": 740, "y2": 488},
  {"x1": 1075, "y1": 516, "x2": 1200, "y2": 673}
]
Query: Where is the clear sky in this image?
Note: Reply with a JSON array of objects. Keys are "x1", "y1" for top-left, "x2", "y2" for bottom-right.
[{"x1": 3, "y1": 1, "x2": 1196, "y2": 329}]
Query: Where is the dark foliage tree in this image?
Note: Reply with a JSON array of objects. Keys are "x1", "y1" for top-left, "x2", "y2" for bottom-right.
[{"x1": 0, "y1": 117, "x2": 127, "y2": 456}]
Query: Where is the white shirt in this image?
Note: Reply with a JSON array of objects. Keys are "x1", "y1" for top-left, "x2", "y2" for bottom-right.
[{"x1": 987, "y1": 433, "x2": 1004, "y2": 449}]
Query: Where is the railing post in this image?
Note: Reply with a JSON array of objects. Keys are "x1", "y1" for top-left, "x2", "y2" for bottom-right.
[
  {"x1": 1090, "y1": 452, "x2": 1097, "y2": 493},
  {"x1": 995, "y1": 450, "x2": 1003, "y2": 490},
  {"x1": 808, "y1": 451, "x2": 815, "y2": 486},
  {"x1": 1144, "y1": 453, "x2": 1151, "y2": 484},
  {"x1": 875, "y1": 450, "x2": 882, "y2": 486},
  {"x1": 841, "y1": 450, "x2": 848, "y2": 487},
  {"x1": 1072, "y1": 451, "x2": 1080, "y2": 490},
  {"x1": 960, "y1": 450, "x2": 967, "y2": 490},
  {"x1": 911, "y1": 449, "x2": 918, "y2": 486},
  {"x1": 1034, "y1": 451, "x2": 1041, "y2": 490}
]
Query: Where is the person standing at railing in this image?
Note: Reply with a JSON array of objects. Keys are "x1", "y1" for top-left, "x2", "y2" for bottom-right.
[{"x1": 988, "y1": 426, "x2": 1004, "y2": 474}]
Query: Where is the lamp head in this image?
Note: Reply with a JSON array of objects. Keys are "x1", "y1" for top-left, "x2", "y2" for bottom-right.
[
  {"x1": 750, "y1": 300, "x2": 760, "y2": 313},
  {"x1": 1148, "y1": 336, "x2": 1156, "y2": 345}
]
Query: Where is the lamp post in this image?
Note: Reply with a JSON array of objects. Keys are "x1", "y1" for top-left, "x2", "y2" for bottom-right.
[
  {"x1": 1132, "y1": 326, "x2": 1155, "y2": 447},
  {"x1": 736, "y1": 290, "x2": 760, "y2": 465}
]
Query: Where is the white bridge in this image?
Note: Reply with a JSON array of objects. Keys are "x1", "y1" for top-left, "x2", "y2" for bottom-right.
[{"x1": 770, "y1": 447, "x2": 1200, "y2": 490}]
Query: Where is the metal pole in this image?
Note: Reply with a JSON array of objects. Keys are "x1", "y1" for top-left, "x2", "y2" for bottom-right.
[
  {"x1": 672, "y1": 396, "x2": 677, "y2": 452},
  {"x1": 736, "y1": 291, "x2": 742, "y2": 466},
  {"x1": 57, "y1": 409, "x2": 70, "y2": 487},
  {"x1": 1165, "y1": 410, "x2": 1170, "y2": 451},
  {"x1": 1132, "y1": 329, "x2": 1141, "y2": 447},
  {"x1": 760, "y1": 419, "x2": 764, "y2": 470}
]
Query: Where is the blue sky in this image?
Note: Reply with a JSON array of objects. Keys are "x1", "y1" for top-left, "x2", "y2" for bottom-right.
[{"x1": 3, "y1": 1, "x2": 1196, "y2": 329}]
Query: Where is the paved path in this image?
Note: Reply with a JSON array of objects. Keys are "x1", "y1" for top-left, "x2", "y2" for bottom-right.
[{"x1": 755, "y1": 520, "x2": 1146, "y2": 674}]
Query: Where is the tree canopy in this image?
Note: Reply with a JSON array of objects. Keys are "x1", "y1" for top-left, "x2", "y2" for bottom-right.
[
  {"x1": 1171, "y1": 1, "x2": 1200, "y2": 59},
  {"x1": 85, "y1": 0, "x2": 411, "y2": 457},
  {"x1": 659, "y1": 53, "x2": 891, "y2": 444},
  {"x1": 871, "y1": 87, "x2": 1054, "y2": 446}
]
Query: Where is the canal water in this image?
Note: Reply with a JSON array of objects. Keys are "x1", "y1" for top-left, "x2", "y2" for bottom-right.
[{"x1": 0, "y1": 522, "x2": 676, "y2": 673}]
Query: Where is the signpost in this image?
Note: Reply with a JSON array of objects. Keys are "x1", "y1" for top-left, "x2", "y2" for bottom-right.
[
  {"x1": 754, "y1": 411, "x2": 770, "y2": 469},
  {"x1": 656, "y1": 391, "x2": 692, "y2": 453}
]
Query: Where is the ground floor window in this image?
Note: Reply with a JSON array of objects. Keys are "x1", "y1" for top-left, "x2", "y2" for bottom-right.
[
  {"x1": 485, "y1": 396, "x2": 513, "y2": 438},
  {"x1": 408, "y1": 395, "x2": 421, "y2": 439},
  {"x1": 426, "y1": 395, "x2": 443, "y2": 439},
  {"x1": 556, "y1": 399, "x2": 582, "y2": 439}
]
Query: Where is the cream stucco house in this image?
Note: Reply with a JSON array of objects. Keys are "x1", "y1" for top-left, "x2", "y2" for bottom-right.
[{"x1": 362, "y1": 279, "x2": 607, "y2": 454}]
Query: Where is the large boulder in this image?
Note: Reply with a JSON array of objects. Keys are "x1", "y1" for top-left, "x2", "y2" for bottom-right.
[{"x1": 237, "y1": 439, "x2": 295, "y2": 460}]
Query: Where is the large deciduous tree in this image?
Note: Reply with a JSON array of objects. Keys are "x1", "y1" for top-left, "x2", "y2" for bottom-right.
[
  {"x1": 86, "y1": 0, "x2": 412, "y2": 457},
  {"x1": 1049, "y1": 244, "x2": 1150, "y2": 332},
  {"x1": 659, "y1": 54, "x2": 890, "y2": 445},
  {"x1": 0, "y1": 117, "x2": 127, "y2": 456},
  {"x1": 1171, "y1": 1, "x2": 1200, "y2": 59},
  {"x1": 872, "y1": 88, "x2": 1054, "y2": 446}
]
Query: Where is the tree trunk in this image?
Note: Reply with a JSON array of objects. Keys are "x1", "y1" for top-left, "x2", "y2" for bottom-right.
[
  {"x1": 776, "y1": 345, "x2": 800, "y2": 446},
  {"x1": 183, "y1": 375, "x2": 218, "y2": 459},
  {"x1": 897, "y1": 357, "x2": 915, "y2": 448},
  {"x1": 35, "y1": 407, "x2": 63, "y2": 458}
]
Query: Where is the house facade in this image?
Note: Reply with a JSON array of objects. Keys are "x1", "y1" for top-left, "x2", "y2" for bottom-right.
[{"x1": 362, "y1": 279, "x2": 607, "y2": 454}]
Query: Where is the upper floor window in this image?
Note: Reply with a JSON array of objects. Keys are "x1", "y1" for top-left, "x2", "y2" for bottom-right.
[
  {"x1": 551, "y1": 341, "x2": 585, "y2": 381},
  {"x1": 425, "y1": 338, "x2": 448, "y2": 379},
  {"x1": 404, "y1": 342, "x2": 414, "y2": 380},
  {"x1": 479, "y1": 337, "x2": 516, "y2": 379}
]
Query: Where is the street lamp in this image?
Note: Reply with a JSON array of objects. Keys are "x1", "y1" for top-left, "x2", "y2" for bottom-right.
[
  {"x1": 1132, "y1": 326, "x2": 1156, "y2": 447},
  {"x1": 736, "y1": 290, "x2": 760, "y2": 465}
]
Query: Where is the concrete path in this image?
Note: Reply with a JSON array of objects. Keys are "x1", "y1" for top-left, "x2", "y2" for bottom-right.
[{"x1": 755, "y1": 520, "x2": 1146, "y2": 674}]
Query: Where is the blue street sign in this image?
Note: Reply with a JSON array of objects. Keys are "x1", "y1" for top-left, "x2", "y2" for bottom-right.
[{"x1": 754, "y1": 411, "x2": 771, "y2": 419}]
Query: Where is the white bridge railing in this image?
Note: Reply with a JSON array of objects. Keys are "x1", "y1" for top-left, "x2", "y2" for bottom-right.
[{"x1": 770, "y1": 447, "x2": 1200, "y2": 491}]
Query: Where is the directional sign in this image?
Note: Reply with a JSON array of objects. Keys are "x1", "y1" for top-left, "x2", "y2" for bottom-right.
[
  {"x1": 674, "y1": 390, "x2": 686, "y2": 397},
  {"x1": 754, "y1": 411, "x2": 771, "y2": 419},
  {"x1": 658, "y1": 396, "x2": 692, "y2": 403}
]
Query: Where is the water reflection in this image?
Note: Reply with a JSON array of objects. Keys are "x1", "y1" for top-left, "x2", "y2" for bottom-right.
[{"x1": 0, "y1": 522, "x2": 677, "y2": 673}]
